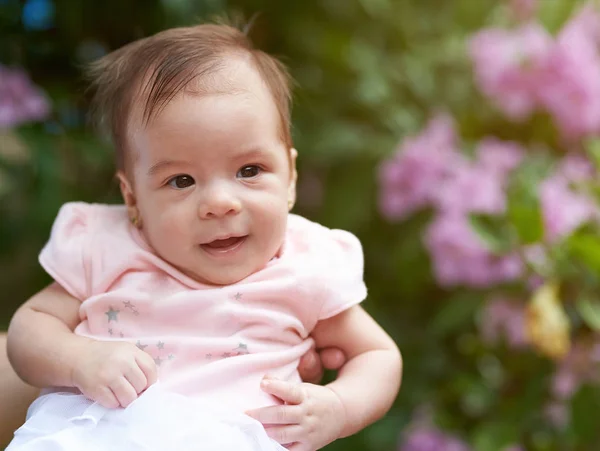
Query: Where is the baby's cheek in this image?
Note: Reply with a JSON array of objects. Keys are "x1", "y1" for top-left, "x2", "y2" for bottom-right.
[
  {"x1": 157, "y1": 206, "x2": 190, "y2": 236},
  {"x1": 144, "y1": 204, "x2": 189, "y2": 247}
]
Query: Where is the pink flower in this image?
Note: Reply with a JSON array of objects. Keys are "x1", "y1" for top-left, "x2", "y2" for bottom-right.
[
  {"x1": 398, "y1": 424, "x2": 471, "y2": 451},
  {"x1": 550, "y1": 337, "x2": 600, "y2": 404},
  {"x1": 434, "y1": 139, "x2": 524, "y2": 215},
  {"x1": 537, "y1": 7, "x2": 600, "y2": 139},
  {"x1": 425, "y1": 214, "x2": 522, "y2": 287},
  {"x1": 480, "y1": 298, "x2": 529, "y2": 349},
  {"x1": 550, "y1": 339, "x2": 600, "y2": 402},
  {"x1": 477, "y1": 138, "x2": 525, "y2": 175},
  {"x1": 434, "y1": 162, "x2": 507, "y2": 215},
  {"x1": 378, "y1": 115, "x2": 459, "y2": 220},
  {"x1": 540, "y1": 155, "x2": 598, "y2": 241},
  {"x1": 556, "y1": 153, "x2": 595, "y2": 181},
  {"x1": 0, "y1": 65, "x2": 50, "y2": 128},
  {"x1": 469, "y1": 24, "x2": 552, "y2": 120},
  {"x1": 540, "y1": 179, "x2": 596, "y2": 241}
]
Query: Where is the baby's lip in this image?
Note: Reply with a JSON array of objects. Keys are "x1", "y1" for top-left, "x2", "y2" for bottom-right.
[
  {"x1": 201, "y1": 234, "x2": 246, "y2": 245},
  {"x1": 200, "y1": 235, "x2": 248, "y2": 254}
]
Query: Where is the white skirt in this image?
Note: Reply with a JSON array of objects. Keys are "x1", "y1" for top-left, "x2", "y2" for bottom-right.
[{"x1": 7, "y1": 383, "x2": 285, "y2": 451}]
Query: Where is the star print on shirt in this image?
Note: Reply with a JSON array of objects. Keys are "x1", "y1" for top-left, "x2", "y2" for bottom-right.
[
  {"x1": 136, "y1": 341, "x2": 147, "y2": 350},
  {"x1": 234, "y1": 292, "x2": 242, "y2": 301},
  {"x1": 105, "y1": 307, "x2": 119, "y2": 322},
  {"x1": 154, "y1": 357, "x2": 163, "y2": 366},
  {"x1": 157, "y1": 341, "x2": 165, "y2": 350},
  {"x1": 233, "y1": 343, "x2": 249, "y2": 355}
]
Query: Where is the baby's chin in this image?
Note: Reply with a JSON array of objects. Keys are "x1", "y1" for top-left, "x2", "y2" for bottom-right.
[{"x1": 182, "y1": 265, "x2": 257, "y2": 287}]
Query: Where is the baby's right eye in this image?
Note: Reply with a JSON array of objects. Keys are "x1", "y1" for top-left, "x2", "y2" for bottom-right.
[{"x1": 167, "y1": 175, "x2": 195, "y2": 190}]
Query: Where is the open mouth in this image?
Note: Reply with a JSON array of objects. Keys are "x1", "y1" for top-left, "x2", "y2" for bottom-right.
[{"x1": 200, "y1": 236, "x2": 248, "y2": 255}]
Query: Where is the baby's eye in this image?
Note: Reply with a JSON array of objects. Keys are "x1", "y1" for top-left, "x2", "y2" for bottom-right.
[
  {"x1": 167, "y1": 175, "x2": 195, "y2": 189},
  {"x1": 237, "y1": 165, "x2": 262, "y2": 179}
]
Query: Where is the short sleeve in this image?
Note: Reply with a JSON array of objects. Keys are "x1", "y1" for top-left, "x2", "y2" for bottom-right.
[
  {"x1": 38, "y1": 202, "x2": 94, "y2": 301},
  {"x1": 317, "y1": 228, "x2": 368, "y2": 320}
]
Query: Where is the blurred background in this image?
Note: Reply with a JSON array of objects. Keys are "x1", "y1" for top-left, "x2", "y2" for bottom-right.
[{"x1": 4, "y1": 0, "x2": 600, "y2": 449}]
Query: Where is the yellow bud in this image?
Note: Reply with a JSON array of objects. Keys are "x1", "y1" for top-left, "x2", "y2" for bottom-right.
[{"x1": 525, "y1": 282, "x2": 571, "y2": 360}]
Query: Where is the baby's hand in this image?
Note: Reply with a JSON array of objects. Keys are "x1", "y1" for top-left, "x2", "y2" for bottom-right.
[
  {"x1": 246, "y1": 376, "x2": 346, "y2": 451},
  {"x1": 71, "y1": 340, "x2": 157, "y2": 409}
]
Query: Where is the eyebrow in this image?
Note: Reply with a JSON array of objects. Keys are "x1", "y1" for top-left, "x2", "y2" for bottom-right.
[
  {"x1": 234, "y1": 147, "x2": 271, "y2": 160},
  {"x1": 147, "y1": 159, "x2": 182, "y2": 176}
]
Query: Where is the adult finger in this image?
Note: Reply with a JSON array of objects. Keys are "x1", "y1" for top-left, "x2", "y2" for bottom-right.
[
  {"x1": 319, "y1": 347, "x2": 346, "y2": 370},
  {"x1": 298, "y1": 348, "x2": 323, "y2": 384},
  {"x1": 285, "y1": 442, "x2": 307, "y2": 451}
]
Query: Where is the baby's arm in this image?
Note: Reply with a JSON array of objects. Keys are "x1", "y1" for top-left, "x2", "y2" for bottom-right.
[
  {"x1": 247, "y1": 306, "x2": 401, "y2": 450},
  {"x1": 312, "y1": 306, "x2": 401, "y2": 436},
  {"x1": 8, "y1": 283, "x2": 157, "y2": 408}
]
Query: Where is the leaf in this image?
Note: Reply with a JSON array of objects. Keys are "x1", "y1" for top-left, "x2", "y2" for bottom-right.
[
  {"x1": 576, "y1": 297, "x2": 600, "y2": 331},
  {"x1": 430, "y1": 292, "x2": 481, "y2": 337},
  {"x1": 471, "y1": 421, "x2": 519, "y2": 451},
  {"x1": 538, "y1": 0, "x2": 580, "y2": 35},
  {"x1": 584, "y1": 137, "x2": 600, "y2": 171},
  {"x1": 508, "y1": 203, "x2": 544, "y2": 245},
  {"x1": 571, "y1": 385, "x2": 600, "y2": 444},
  {"x1": 567, "y1": 233, "x2": 600, "y2": 275},
  {"x1": 469, "y1": 214, "x2": 513, "y2": 254},
  {"x1": 506, "y1": 159, "x2": 547, "y2": 245}
]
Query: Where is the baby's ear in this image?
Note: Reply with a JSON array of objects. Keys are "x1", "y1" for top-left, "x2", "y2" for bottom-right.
[
  {"x1": 117, "y1": 171, "x2": 141, "y2": 226},
  {"x1": 288, "y1": 148, "x2": 298, "y2": 210}
]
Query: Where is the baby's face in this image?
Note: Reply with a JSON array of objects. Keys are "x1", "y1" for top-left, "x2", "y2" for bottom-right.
[{"x1": 125, "y1": 58, "x2": 293, "y2": 285}]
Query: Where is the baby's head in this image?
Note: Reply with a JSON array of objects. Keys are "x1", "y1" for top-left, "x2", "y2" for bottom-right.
[{"x1": 88, "y1": 23, "x2": 297, "y2": 285}]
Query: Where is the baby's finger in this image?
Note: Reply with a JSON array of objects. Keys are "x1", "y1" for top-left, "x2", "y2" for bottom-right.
[
  {"x1": 245, "y1": 405, "x2": 302, "y2": 425},
  {"x1": 125, "y1": 364, "x2": 148, "y2": 394},
  {"x1": 110, "y1": 376, "x2": 139, "y2": 407},
  {"x1": 136, "y1": 352, "x2": 158, "y2": 386},
  {"x1": 265, "y1": 425, "x2": 304, "y2": 446},
  {"x1": 92, "y1": 386, "x2": 120, "y2": 409},
  {"x1": 260, "y1": 378, "x2": 305, "y2": 405}
]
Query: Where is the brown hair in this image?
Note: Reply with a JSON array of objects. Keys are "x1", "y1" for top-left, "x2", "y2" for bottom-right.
[{"x1": 87, "y1": 23, "x2": 293, "y2": 171}]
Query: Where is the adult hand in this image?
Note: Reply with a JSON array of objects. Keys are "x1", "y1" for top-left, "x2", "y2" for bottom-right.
[{"x1": 298, "y1": 347, "x2": 346, "y2": 384}]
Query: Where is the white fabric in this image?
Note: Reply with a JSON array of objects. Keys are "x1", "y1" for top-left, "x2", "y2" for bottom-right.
[{"x1": 8, "y1": 383, "x2": 285, "y2": 451}]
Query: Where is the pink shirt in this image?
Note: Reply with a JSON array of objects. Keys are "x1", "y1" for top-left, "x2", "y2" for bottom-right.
[{"x1": 39, "y1": 203, "x2": 367, "y2": 413}]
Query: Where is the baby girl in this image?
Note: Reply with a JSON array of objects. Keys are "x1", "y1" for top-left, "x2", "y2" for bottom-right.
[{"x1": 6, "y1": 23, "x2": 401, "y2": 451}]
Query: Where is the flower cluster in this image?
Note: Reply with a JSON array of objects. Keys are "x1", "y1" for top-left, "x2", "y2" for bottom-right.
[
  {"x1": 398, "y1": 424, "x2": 471, "y2": 451},
  {"x1": 0, "y1": 65, "x2": 50, "y2": 129},
  {"x1": 379, "y1": 116, "x2": 525, "y2": 287},
  {"x1": 470, "y1": 6, "x2": 600, "y2": 140}
]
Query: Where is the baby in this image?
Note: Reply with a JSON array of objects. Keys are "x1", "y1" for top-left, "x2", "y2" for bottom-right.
[{"x1": 6, "y1": 23, "x2": 401, "y2": 451}]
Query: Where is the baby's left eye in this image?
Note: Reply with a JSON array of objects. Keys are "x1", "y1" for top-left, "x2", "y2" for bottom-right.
[{"x1": 237, "y1": 165, "x2": 262, "y2": 178}]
